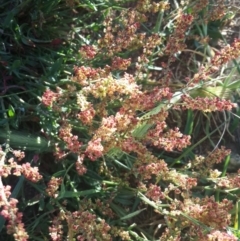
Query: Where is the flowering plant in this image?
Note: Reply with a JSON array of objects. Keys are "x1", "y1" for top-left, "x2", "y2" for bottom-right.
[{"x1": 1, "y1": 0, "x2": 240, "y2": 240}]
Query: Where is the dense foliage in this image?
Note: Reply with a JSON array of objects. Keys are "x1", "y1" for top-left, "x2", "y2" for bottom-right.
[{"x1": 1, "y1": 0, "x2": 240, "y2": 240}]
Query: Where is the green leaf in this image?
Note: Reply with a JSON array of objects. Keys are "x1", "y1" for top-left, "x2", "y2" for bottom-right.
[
  {"x1": 132, "y1": 122, "x2": 152, "y2": 139},
  {"x1": 79, "y1": 0, "x2": 97, "y2": 11},
  {"x1": 184, "y1": 109, "x2": 193, "y2": 135},
  {"x1": 120, "y1": 208, "x2": 146, "y2": 220},
  {"x1": 110, "y1": 202, "x2": 128, "y2": 217},
  {"x1": 221, "y1": 154, "x2": 231, "y2": 177},
  {"x1": 234, "y1": 200, "x2": 240, "y2": 229},
  {"x1": 0, "y1": 129, "x2": 52, "y2": 151},
  {"x1": 11, "y1": 176, "x2": 25, "y2": 198},
  {"x1": 207, "y1": 23, "x2": 223, "y2": 40},
  {"x1": 226, "y1": 79, "x2": 240, "y2": 89},
  {"x1": 57, "y1": 189, "x2": 101, "y2": 199},
  {"x1": 39, "y1": 197, "x2": 45, "y2": 211},
  {"x1": 11, "y1": 59, "x2": 22, "y2": 70},
  {"x1": 7, "y1": 105, "x2": 15, "y2": 118},
  {"x1": 147, "y1": 65, "x2": 163, "y2": 71},
  {"x1": 3, "y1": 11, "x2": 15, "y2": 28},
  {"x1": 113, "y1": 159, "x2": 131, "y2": 170},
  {"x1": 49, "y1": 58, "x2": 62, "y2": 76}
]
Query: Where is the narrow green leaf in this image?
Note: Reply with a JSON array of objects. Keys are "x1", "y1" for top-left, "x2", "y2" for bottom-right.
[
  {"x1": 113, "y1": 159, "x2": 131, "y2": 170},
  {"x1": 11, "y1": 59, "x2": 22, "y2": 70},
  {"x1": 221, "y1": 154, "x2": 231, "y2": 177},
  {"x1": 50, "y1": 58, "x2": 62, "y2": 75},
  {"x1": 132, "y1": 122, "x2": 152, "y2": 139},
  {"x1": 184, "y1": 109, "x2": 193, "y2": 135},
  {"x1": 147, "y1": 65, "x2": 163, "y2": 71},
  {"x1": 57, "y1": 189, "x2": 100, "y2": 199},
  {"x1": 11, "y1": 176, "x2": 25, "y2": 198},
  {"x1": 7, "y1": 105, "x2": 15, "y2": 118},
  {"x1": 120, "y1": 208, "x2": 146, "y2": 220},
  {"x1": 226, "y1": 79, "x2": 240, "y2": 89},
  {"x1": 80, "y1": 0, "x2": 97, "y2": 11},
  {"x1": 138, "y1": 192, "x2": 169, "y2": 209},
  {"x1": 234, "y1": 201, "x2": 239, "y2": 229},
  {"x1": 110, "y1": 202, "x2": 128, "y2": 217}
]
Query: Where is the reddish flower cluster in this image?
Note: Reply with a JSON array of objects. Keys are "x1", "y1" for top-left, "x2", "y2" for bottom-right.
[
  {"x1": 165, "y1": 12, "x2": 194, "y2": 55},
  {"x1": 164, "y1": 170, "x2": 198, "y2": 190},
  {"x1": 184, "y1": 197, "x2": 233, "y2": 229},
  {"x1": 208, "y1": 0, "x2": 227, "y2": 21},
  {"x1": 145, "y1": 184, "x2": 164, "y2": 202},
  {"x1": 74, "y1": 211, "x2": 111, "y2": 240},
  {"x1": 190, "y1": 147, "x2": 231, "y2": 178},
  {"x1": 75, "y1": 155, "x2": 87, "y2": 176},
  {"x1": 135, "y1": 34, "x2": 162, "y2": 77},
  {"x1": 191, "y1": 0, "x2": 227, "y2": 22},
  {"x1": 42, "y1": 89, "x2": 60, "y2": 107},
  {"x1": 94, "y1": 115, "x2": 117, "y2": 142},
  {"x1": 136, "y1": 0, "x2": 169, "y2": 13},
  {"x1": 206, "y1": 230, "x2": 237, "y2": 241},
  {"x1": 49, "y1": 209, "x2": 112, "y2": 241},
  {"x1": 82, "y1": 73, "x2": 139, "y2": 100},
  {"x1": 211, "y1": 39, "x2": 240, "y2": 67},
  {"x1": 46, "y1": 177, "x2": 62, "y2": 198},
  {"x1": 114, "y1": 109, "x2": 138, "y2": 133},
  {"x1": 137, "y1": 159, "x2": 169, "y2": 179},
  {"x1": 85, "y1": 138, "x2": 104, "y2": 161},
  {"x1": 58, "y1": 124, "x2": 82, "y2": 153},
  {"x1": 77, "y1": 106, "x2": 96, "y2": 125},
  {"x1": 0, "y1": 161, "x2": 12, "y2": 178},
  {"x1": 98, "y1": 9, "x2": 149, "y2": 56},
  {"x1": 120, "y1": 137, "x2": 149, "y2": 155},
  {"x1": 205, "y1": 147, "x2": 231, "y2": 167},
  {"x1": 94, "y1": 199, "x2": 115, "y2": 218},
  {"x1": 0, "y1": 156, "x2": 42, "y2": 182},
  {"x1": 181, "y1": 95, "x2": 236, "y2": 112},
  {"x1": 191, "y1": 0, "x2": 208, "y2": 16},
  {"x1": 1, "y1": 198, "x2": 29, "y2": 241},
  {"x1": 217, "y1": 171, "x2": 240, "y2": 189},
  {"x1": 111, "y1": 56, "x2": 131, "y2": 71},
  {"x1": 12, "y1": 150, "x2": 25, "y2": 162},
  {"x1": 159, "y1": 196, "x2": 237, "y2": 240},
  {"x1": 73, "y1": 66, "x2": 110, "y2": 86},
  {"x1": 49, "y1": 215, "x2": 63, "y2": 241},
  {"x1": 21, "y1": 163, "x2": 42, "y2": 182},
  {"x1": 145, "y1": 121, "x2": 191, "y2": 151},
  {"x1": 79, "y1": 45, "x2": 97, "y2": 60},
  {"x1": 123, "y1": 87, "x2": 172, "y2": 113},
  {"x1": 190, "y1": 39, "x2": 240, "y2": 83},
  {"x1": 0, "y1": 150, "x2": 43, "y2": 241}
]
